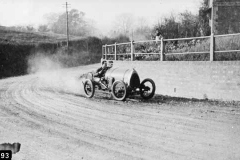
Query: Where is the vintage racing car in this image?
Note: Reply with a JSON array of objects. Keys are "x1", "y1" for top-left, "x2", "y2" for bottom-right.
[{"x1": 82, "y1": 61, "x2": 156, "y2": 101}]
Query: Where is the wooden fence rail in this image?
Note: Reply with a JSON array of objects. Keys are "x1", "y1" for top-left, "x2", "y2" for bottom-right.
[{"x1": 102, "y1": 33, "x2": 240, "y2": 61}]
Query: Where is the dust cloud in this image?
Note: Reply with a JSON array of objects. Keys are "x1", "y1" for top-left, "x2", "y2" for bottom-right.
[
  {"x1": 27, "y1": 52, "x2": 84, "y2": 95},
  {"x1": 27, "y1": 53, "x2": 63, "y2": 74}
]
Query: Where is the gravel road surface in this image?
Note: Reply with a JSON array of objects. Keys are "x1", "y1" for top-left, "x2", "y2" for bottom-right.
[{"x1": 0, "y1": 65, "x2": 240, "y2": 160}]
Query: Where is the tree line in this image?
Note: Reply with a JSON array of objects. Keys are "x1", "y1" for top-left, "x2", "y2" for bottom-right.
[
  {"x1": 9, "y1": 9, "x2": 95, "y2": 37},
  {"x1": 11, "y1": 0, "x2": 210, "y2": 42},
  {"x1": 104, "y1": 0, "x2": 210, "y2": 41}
]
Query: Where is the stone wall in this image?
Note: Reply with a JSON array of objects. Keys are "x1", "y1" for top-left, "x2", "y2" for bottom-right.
[{"x1": 112, "y1": 61, "x2": 240, "y2": 101}]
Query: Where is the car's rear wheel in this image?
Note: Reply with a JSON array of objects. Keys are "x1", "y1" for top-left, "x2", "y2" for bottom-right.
[
  {"x1": 111, "y1": 80, "x2": 127, "y2": 101},
  {"x1": 140, "y1": 78, "x2": 155, "y2": 99},
  {"x1": 84, "y1": 79, "x2": 95, "y2": 98}
]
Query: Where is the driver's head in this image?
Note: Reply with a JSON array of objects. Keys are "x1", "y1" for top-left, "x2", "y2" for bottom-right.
[
  {"x1": 102, "y1": 61, "x2": 107, "y2": 68},
  {"x1": 108, "y1": 61, "x2": 113, "y2": 68}
]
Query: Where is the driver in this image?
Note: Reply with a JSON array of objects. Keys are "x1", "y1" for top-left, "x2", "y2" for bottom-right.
[
  {"x1": 94, "y1": 60, "x2": 108, "y2": 78},
  {"x1": 94, "y1": 61, "x2": 113, "y2": 89}
]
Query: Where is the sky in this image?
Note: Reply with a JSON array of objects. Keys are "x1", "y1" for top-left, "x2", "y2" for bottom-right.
[{"x1": 0, "y1": 0, "x2": 202, "y2": 35}]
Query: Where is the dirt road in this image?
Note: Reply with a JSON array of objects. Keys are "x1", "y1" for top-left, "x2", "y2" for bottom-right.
[{"x1": 0, "y1": 65, "x2": 240, "y2": 160}]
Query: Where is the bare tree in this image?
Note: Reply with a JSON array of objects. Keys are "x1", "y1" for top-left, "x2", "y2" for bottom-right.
[
  {"x1": 38, "y1": 25, "x2": 49, "y2": 32},
  {"x1": 136, "y1": 17, "x2": 148, "y2": 31},
  {"x1": 112, "y1": 13, "x2": 135, "y2": 36},
  {"x1": 26, "y1": 25, "x2": 35, "y2": 32},
  {"x1": 133, "y1": 17, "x2": 152, "y2": 41},
  {"x1": 43, "y1": 12, "x2": 60, "y2": 29},
  {"x1": 43, "y1": 9, "x2": 95, "y2": 37}
]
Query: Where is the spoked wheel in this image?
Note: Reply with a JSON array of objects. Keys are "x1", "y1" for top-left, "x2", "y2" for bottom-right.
[
  {"x1": 140, "y1": 78, "x2": 156, "y2": 100},
  {"x1": 111, "y1": 80, "x2": 127, "y2": 101},
  {"x1": 84, "y1": 79, "x2": 95, "y2": 98}
]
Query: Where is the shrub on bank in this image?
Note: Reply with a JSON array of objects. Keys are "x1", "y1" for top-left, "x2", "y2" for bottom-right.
[{"x1": 0, "y1": 37, "x2": 102, "y2": 79}]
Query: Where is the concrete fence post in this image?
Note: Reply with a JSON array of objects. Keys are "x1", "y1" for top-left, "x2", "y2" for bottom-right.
[
  {"x1": 131, "y1": 41, "x2": 135, "y2": 61},
  {"x1": 160, "y1": 38, "x2": 165, "y2": 61},
  {"x1": 105, "y1": 44, "x2": 107, "y2": 60},
  {"x1": 210, "y1": 33, "x2": 215, "y2": 61},
  {"x1": 115, "y1": 42, "x2": 117, "y2": 61}
]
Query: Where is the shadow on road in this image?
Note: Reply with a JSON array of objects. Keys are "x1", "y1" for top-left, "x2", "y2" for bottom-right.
[{"x1": 42, "y1": 87, "x2": 240, "y2": 107}]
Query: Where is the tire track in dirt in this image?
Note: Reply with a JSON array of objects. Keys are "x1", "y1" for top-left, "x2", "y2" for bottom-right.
[
  {"x1": 0, "y1": 69, "x2": 240, "y2": 160},
  {"x1": 13, "y1": 78, "x2": 186, "y2": 159}
]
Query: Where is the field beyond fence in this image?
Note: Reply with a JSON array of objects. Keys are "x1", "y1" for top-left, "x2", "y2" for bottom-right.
[{"x1": 102, "y1": 33, "x2": 240, "y2": 61}]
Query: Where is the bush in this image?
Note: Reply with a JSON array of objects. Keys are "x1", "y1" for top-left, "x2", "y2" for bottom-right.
[
  {"x1": 102, "y1": 34, "x2": 130, "y2": 44},
  {"x1": 0, "y1": 43, "x2": 35, "y2": 78},
  {"x1": 166, "y1": 53, "x2": 209, "y2": 61}
]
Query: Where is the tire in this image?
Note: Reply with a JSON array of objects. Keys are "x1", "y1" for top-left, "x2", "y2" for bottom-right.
[
  {"x1": 140, "y1": 78, "x2": 156, "y2": 100},
  {"x1": 111, "y1": 80, "x2": 127, "y2": 101},
  {"x1": 84, "y1": 79, "x2": 95, "y2": 98}
]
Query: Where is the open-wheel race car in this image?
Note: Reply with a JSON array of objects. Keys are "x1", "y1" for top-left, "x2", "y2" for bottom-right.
[{"x1": 82, "y1": 62, "x2": 156, "y2": 101}]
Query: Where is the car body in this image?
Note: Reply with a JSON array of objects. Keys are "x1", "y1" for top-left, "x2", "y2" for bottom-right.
[{"x1": 82, "y1": 61, "x2": 156, "y2": 101}]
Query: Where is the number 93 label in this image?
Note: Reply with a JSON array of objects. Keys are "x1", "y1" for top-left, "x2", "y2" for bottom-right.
[{"x1": 0, "y1": 151, "x2": 12, "y2": 160}]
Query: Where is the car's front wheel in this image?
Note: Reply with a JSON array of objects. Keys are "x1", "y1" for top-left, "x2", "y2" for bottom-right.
[
  {"x1": 111, "y1": 80, "x2": 127, "y2": 101},
  {"x1": 84, "y1": 79, "x2": 95, "y2": 98}
]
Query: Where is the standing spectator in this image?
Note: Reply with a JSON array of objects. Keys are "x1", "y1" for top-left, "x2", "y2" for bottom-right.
[
  {"x1": 155, "y1": 29, "x2": 163, "y2": 41},
  {"x1": 155, "y1": 29, "x2": 163, "y2": 52}
]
